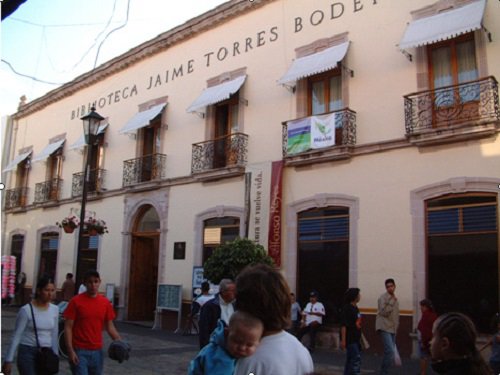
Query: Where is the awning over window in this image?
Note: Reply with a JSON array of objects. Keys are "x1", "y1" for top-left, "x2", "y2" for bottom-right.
[
  {"x1": 3, "y1": 150, "x2": 32, "y2": 172},
  {"x1": 119, "y1": 103, "x2": 166, "y2": 134},
  {"x1": 278, "y1": 41, "x2": 350, "y2": 86},
  {"x1": 187, "y1": 75, "x2": 247, "y2": 113},
  {"x1": 399, "y1": 0, "x2": 486, "y2": 50},
  {"x1": 32, "y1": 139, "x2": 65, "y2": 163},
  {"x1": 68, "y1": 123, "x2": 109, "y2": 150}
]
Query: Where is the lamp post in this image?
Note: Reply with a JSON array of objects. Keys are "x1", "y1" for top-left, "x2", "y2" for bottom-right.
[{"x1": 75, "y1": 106, "x2": 104, "y2": 294}]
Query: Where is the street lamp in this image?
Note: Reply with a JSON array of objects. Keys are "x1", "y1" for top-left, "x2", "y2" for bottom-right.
[{"x1": 75, "y1": 106, "x2": 104, "y2": 294}]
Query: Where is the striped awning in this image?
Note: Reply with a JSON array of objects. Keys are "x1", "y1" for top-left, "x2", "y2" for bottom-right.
[
  {"x1": 187, "y1": 75, "x2": 246, "y2": 113},
  {"x1": 278, "y1": 41, "x2": 350, "y2": 85},
  {"x1": 399, "y1": 0, "x2": 486, "y2": 50},
  {"x1": 69, "y1": 123, "x2": 109, "y2": 150},
  {"x1": 119, "y1": 103, "x2": 166, "y2": 134},
  {"x1": 3, "y1": 150, "x2": 32, "y2": 172},
  {"x1": 32, "y1": 139, "x2": 65, "y2": 163}
]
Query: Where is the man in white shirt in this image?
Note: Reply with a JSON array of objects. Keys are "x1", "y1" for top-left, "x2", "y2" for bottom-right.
[
  {"x1": 297, "y1": 291, "x2": 325, "y2": 352},
  {"x1": 198, "y1": 279, "x2": 235, "y2": 349}
]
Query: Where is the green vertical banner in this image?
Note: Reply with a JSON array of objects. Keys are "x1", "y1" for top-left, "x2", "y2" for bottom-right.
[{"x1": 287, "y1": 117, "x2": 311, "y2": 155}]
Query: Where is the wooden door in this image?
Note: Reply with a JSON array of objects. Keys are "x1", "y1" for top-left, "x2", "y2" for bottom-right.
[{"x1": 128, "y1": 235, "x2": 159, "y2": 321}]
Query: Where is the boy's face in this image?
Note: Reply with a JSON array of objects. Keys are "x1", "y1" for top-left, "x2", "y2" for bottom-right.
[
  {"x1": 226, "y1": 323, "x2": 263, "y2": 358},
  {"x1": 385, "y1": 282, "x2": 396, "y2": 295},
  {"x1": 85, "y1": 276, "x2": 101, "y2": 297}
]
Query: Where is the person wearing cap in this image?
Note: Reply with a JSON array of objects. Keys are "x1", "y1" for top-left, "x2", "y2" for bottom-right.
[{"x1": 297, "y1": 291, "x2": 325, "y2": 352}]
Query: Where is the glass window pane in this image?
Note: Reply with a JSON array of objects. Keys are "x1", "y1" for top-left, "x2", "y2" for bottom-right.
[
  {"x1": 137, "y1": 206, "x2": 160, "y2": 232},
  {"x1": 311, "y1": 81, "x2": 325, "y2": 115},
  {"x1": 428, "y1": 209, "x2": 459, "y2": 235},
  {"x1": 329, "y1": 75, "x2": 342, "y2": 111},
  {"x1": 230, "y1": 104, "x2": 239, "y2": 134},
  {"x1": 457, "y1": 40, "x2": 479, "y2": 102},
  {"x1": 432, "y1": 46, "x2": 453, "y2": 88},
  {"x1": 457, "y1": 40, "x2": 478, "y2": 83}
]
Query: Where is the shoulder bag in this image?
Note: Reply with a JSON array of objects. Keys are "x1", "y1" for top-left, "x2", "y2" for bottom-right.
[{"x1": 29, "y1": 303, "x2": 59, "y2": 374}]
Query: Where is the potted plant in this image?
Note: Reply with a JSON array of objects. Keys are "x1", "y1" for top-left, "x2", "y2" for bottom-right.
[
  {"x1": 84, "y1": 218, "x2": 109, "y2": 236},
  {"x1": 56, "y1": 216, "x2": 80, "y2": 233}
]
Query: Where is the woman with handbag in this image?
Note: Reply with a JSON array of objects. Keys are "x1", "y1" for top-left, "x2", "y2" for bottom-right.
[{"x1": 2, "y1": 276, "x2": 59, "y2": 375}]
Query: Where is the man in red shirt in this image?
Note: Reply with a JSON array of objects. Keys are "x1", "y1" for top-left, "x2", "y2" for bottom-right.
[{"x1": 64, "y1": 270, "x2": 122, "y2": 374}]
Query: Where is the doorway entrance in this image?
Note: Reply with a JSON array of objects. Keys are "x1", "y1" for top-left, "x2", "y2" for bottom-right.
[{"x1": 128, "y1": 205, "x2": 160, "y2": 321}]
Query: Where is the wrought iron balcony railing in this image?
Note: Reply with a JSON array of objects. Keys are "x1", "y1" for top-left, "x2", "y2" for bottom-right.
[
  {"x1": 282, "y1": 108, "x2": 356, "y2": 157},
  {"x1": 4, "y1": 187, "x2": 29, "y2": 210},
  {"x1": 404, "y1": 76, "x2": 499, "y2": 134},
  {"x1": 191, "y1": 132, "x2": 249, "y2": 173},
  {"x1": 122, "y1": 153, "x2": 167, "y2": 187},
  {"x1": 72, "y1": 169, "x2": 106, "y2": 197},
  {"x1": 34, "y1": 178, "x2": 62, "y2": 203}
]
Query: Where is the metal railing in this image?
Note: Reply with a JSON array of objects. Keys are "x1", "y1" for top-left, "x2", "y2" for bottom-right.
[
  {"x1": 4, "y1": 187, "x2": 29, "y2": 209},
  {"x1": 122, "y1": 153, "x2": 167, "y2": 187},
  {"x1": 34, "y1": 178, "x2": 62, "y2": 203},
  {"x1": 404, "y1": 76, "x2": 499, "y2": 134},
  {"x1": 71, "y1": 169, "x2": 106, "y2": 197},
  {"x1": 282, "y1": 108, "x2": 356, "y2": 157},
  {"x1": 191, "y1": 132, "x2": 249, "y2": 173}
]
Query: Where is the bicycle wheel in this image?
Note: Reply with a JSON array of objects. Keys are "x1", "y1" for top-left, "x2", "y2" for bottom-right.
[{"x1": 58, "y1": 330, "x2": 68, "y2": 358}]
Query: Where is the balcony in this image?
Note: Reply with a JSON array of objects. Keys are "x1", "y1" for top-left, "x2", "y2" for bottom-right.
[
  {"x1": 72, "y1": 169, "x2": 106, "y2": 197},
  {"x1": 34, "y1": 178, "x2": 62, "y2": 204},
  {"x1": 4, "y1": 187, "x2": 29, "y2": 210},
  {"x1": 282, "y1": 108, "x2": 356, "y2": 166},
  {"x1": 122, "y1": 153, "x2": 167, "y2": 187},
  {"x1": 191, "y1": 132, "x2": 248, "y2": 180},
  {"x1": 404, "y1": 76, "x2": 500, "y2": 146}
]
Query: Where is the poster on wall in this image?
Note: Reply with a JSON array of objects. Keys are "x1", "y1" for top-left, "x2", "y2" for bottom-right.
[
  {"x1": 245, "y1": 161, "x2": 273, "y2": 248},
  {"x1": 286, "y1": 112, "x2": 339, "y2": 155}
]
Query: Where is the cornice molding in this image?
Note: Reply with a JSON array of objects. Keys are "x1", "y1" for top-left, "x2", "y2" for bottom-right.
[{"x1": 12, "y1": 0, "x2": 274, "y2": 120}]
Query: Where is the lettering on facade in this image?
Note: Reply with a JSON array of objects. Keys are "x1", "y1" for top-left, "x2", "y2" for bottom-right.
[{"x1": 69, "y1": 1, "x2": 379, "y2": 119}]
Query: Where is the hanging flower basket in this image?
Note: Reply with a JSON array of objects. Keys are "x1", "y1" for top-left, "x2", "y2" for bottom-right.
[
  {"x1": 56, "y1": 216, "x2": 79, "y2": 234},
  {"x1": 84, "y1": 218, "x2": 109, "y2": 236}
]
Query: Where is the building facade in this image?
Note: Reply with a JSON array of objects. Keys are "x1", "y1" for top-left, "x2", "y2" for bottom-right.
[{"x1": 2, "y1": 0, "x2": 499, "y2": 354}]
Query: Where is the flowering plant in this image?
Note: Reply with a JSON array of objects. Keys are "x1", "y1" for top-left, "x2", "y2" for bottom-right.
[
  {"x1": 56, "y1": 216, "x2": 80, "y2": 229},
  {"x1": 84, "y1": 218, "x2": 109, "y2": 235}
]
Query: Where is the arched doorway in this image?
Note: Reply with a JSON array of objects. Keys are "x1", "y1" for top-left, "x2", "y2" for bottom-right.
[{"x1": 128, "y1": 205, "x2": 160, "y2": 321}]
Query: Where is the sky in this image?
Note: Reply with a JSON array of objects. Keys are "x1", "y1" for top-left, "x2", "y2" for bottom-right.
[{"x1": 0, "y1": 0, "x2": 229, "y2": 117}]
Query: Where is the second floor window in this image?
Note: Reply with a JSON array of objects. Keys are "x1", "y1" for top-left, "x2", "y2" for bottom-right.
[
  {"x1": 309, "y1": 70, "x2": 342, "y2": 116},
  {"x1": 428, "y1": 34, "x2": 479, "y2": 105}
]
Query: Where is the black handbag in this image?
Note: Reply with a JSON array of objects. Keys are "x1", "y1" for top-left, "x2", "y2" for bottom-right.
[{"x1": 29, "y1": 303, "x2": 59, "y2": 374}]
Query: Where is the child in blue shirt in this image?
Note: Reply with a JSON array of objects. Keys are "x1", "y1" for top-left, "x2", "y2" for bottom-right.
[{"x1": 189, "y1": 310, "x2": 263, "y2": 375}]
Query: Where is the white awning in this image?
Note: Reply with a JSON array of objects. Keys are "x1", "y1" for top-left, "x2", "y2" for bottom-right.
[
  {"x1": 3, "y1": 150, "x2": 32, "y2": 172},
  {"x1": 399, "y1": 0, "x2": 486, "y2": 50},
  {"x1": 119, "y1": 103, "x2": 166, "y2": 134},
  {"x1": 32, "y1": 139, "x2": 65, "y2": 163},
  {"x1": 69, "y1": 123, "x2": 109, "y2": 150},
  {"x1": 278, "y1": 41, "x2": 350, "y2": 85},
  {"x1": 187, "y1": 75, "x2": 247, "y2": 113}
]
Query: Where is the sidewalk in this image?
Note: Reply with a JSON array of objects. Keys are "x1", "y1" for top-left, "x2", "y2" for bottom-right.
[{"x1": 1, "y1": 306, "x2": 420, "y2": 374}]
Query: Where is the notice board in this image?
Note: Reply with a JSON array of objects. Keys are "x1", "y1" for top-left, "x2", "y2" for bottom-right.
[{"x1": 156, "y1": 284, "x2": 182, "y2": 311}]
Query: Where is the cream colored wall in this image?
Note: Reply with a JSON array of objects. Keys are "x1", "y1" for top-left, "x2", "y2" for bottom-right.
[
  {"x1": 14, "y1": 0, "x2": 500, "y2": 193},
  {"x1": 4, "y1": 0, "x2": 500, "y2": 311},
  {"x1": 163, "y1": 178, "x2": 245, "y2": 296},
  {"x1": 283, "y1": 136, "x2": 500, "y2": 312},
  {"x1": 3, "y1": 195, "x2": 124, "y2": 291}
]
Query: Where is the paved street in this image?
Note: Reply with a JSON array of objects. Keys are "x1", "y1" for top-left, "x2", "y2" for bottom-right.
[{"x1": 1, "y1": 306, "x2": 420, "y2": 374}]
